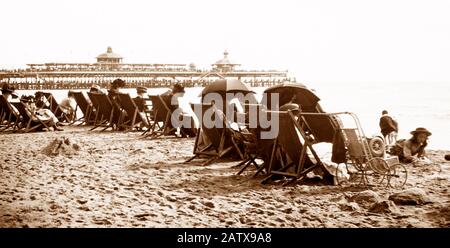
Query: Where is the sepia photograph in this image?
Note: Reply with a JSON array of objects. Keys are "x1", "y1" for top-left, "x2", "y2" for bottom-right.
[{"x1": 1, "y1": 0, "x2": 449, "y2": 235}]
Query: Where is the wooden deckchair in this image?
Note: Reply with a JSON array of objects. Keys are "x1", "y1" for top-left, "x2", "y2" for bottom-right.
[
  {"x1": 14, "y1": 102, "x2": 52, "y2": 132},
  {"x1": 0, "y1": 95, "x2": 21, "y2": 132},
  {"x1": 72, "y1": 91, "x2": 94, "y2": 125},
  {"x1": 42, "y1": 92, "x2": 71, "y2": 123},
  {"x1": 261, "y1": 110, "x2": 332, "y2": 185},
  {"x1": 0, "y1": 96, "x2": 8, "y2": 129},
  {"x1": 186, "y1": 103, "x2": 243, "y2": 166},
  {"x1": 144, "y1": 95, "x2": 176, "y2": 137},
  {"x1": 117, "y1": 93, "x2": 149, "y2": 131},
  {"x1": 232, "y1": 104, "x2": 268, "y2": 176},
  {"x1": 87, "y1": 92, "x2": 115, "y2": 131},
  {"x1": 108, "y1": 94, "x2": 125, "y2": 129}
]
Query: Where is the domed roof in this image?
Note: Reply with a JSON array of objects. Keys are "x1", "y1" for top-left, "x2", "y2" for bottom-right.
[
  {"x1": 96, "y1": 47, "x2": 123, "y2": 59},
  {"x1": 189, "y1": 62, "x2": 196, "y2": 69},
  {"x1": 213, "y1": 50, "x2": 240, "y2": 66}
]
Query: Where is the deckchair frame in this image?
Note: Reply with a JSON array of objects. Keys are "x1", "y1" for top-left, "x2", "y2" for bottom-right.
[
  {"x1": 144, "y1": 95, "x2": 177, "y2": 138},
  {"x1": 117, "y1": 93, "x2": 149, "y2": 131},
  {"x1": 87, "y1": 92, "x2": 116, "y2": 131},
  {"x1": 261, "y1": 110, "x2": 329, "y2": 185},
  {"x1": 186, "y1": 103, "x2": 244, "y2": 166},
  {"x1": 14, "y1": 102, "x2": 52, "y2": 133},
  {"x1": 232, "y1": 103, "x2": 268, "y2": 176},
  {"x1": 0, "y1": 95, "x2": 21, "y2": 132},
  {"x1": 42, "y1": 92, "x2": 71, "y2": 123},
  {"x1": 72, "y1": 91, "x2": 93, "y2": 126}
]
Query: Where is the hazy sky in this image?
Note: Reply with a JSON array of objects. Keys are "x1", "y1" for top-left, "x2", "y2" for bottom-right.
[{"x1": 1, "y1": 0, "x2": 449, "y2": 84}]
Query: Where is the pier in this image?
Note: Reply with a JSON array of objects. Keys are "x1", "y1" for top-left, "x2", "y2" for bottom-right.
[{"x1": 0, "y1": 48, "x2": 290, "y2": 90}]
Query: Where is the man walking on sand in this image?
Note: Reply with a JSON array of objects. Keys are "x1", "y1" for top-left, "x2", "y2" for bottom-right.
[{"x1": 379, "y1": 110, "x2": 398, "y2": 146}]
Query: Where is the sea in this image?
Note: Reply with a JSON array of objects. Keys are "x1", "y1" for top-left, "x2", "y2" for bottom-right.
[{"x1": 16, "y1": 81, "x2": 450, "y2": 151}]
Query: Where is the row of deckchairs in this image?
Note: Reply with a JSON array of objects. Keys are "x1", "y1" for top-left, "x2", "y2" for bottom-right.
[
  {"x1": 0, "y1": 95, "x2": 53, "y2": 133},
  {"x1": 71, "y1": 91, "x2": 189, "y2": 137},
  {"x1": 73, "y1": 91, "x2": 147, "y2": 132}
]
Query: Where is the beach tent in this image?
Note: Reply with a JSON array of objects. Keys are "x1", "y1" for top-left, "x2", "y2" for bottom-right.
[
  {"x1": 262, "y1": 82, "x2": 337, "y2": 143},
  {"x1": 254, "y1": 83, "x2": 349, "y2": 184}
]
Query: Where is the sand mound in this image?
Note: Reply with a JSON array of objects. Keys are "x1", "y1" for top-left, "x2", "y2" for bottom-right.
[
  {"x1": 41, "y1": 137, "x2": 80, "y2": 156},
  {"x1": 350, "y1": 190, "x2": 382, "y2": 208},
  {"x1": 369, "y1": 200, "x2": 400, "y2": 214},
  {"x1": 388, "y1": 188, "x2": 433, "y2": 205}
]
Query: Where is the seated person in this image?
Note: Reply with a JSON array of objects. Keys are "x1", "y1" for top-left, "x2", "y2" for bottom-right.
[
  {"x1": 133, "y1": 86, "x2": 149, "y2": 112},
  {"x1": 389, "y1": 127, "x2": 432, "y2": 163},
  {"x1": 34, "y1": 91, "x2": 50, "y2": 109},
  {"x1": 1, "y1": 83, "x2": 20, "y2": 115},
  {"x1": 162, "y1": 83, "x2": 187, "y2": 135},
  {"x1": 108, "y1": 78, "x2": 126, "y2": 99},
  {"x1": 22, "y1": 98, "x2": 64, "y2": 131},
  {"x1": 108, "y1": 79, "x2": 127, "y2": 129},
  {"x1": 89, "y1": 84, "x2": 106, "y2": 95},
  {"x1": 59, "y1": 91, "x2": 77, "y2": 121}
]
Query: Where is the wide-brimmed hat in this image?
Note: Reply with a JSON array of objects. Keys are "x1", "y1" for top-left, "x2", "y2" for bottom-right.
[
  {"x1": 411, "y1": 127, "x2": 432, "y2": 136},
  {"x1": 112, "y1": 78, "x2": 126, "y2": 88},
  {"x1": 136, "y1": 86, "x2": 147, "y2": 94},
  {"x1": 1, "y1": 83, "x2": 15, "y2": 94},
  {"x1": 35, "y1": 91, "x2": 45, "y2": 98}
]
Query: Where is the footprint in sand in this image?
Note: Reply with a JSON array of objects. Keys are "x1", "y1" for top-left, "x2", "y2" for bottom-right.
[
  {"x1": 250, "y1": 208, "x2": 264, "y2": 214},
  {"x1": 281, "y1": 207, "x2": 293, "y2": 214},
  {"x1": 201, "y1": 201, "x2": 215, "y2": 208},
  {"x1": 225, "y1": 221, "x2": 235, "y2": 226},
  {"x1": 78, "y1": 206, "x2": 91, "y2": 211},
  {"x1": 93, "y1": 219, "x2": 112, "y2": 225},
  {"x1": 275, "y1": 217, "x2": 286, "y2": 223}
]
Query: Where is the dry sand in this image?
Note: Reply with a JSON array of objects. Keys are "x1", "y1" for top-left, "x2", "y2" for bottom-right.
[{"x1": 0, "y1": 126, "x2": 449, "y2": 227}]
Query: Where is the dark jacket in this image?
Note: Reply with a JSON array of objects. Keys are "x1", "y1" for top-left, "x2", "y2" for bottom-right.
[
  {"x1": 133, "y1": 96, "x2": 147, "y2": 112},
  {"x1": 379, "y1": 114, "x2": 398, "y2": 136}
]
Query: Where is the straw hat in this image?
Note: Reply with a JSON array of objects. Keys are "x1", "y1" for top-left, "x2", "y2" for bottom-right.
[{"x1": 410, "y1": 127, "x2": 432, "y2": 136}]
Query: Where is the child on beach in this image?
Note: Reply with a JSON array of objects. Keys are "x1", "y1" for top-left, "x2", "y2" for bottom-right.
[
  {"x1": 379, "y1": 110, "x2": 398, "y2": 146},
  {"x1": 389, "y1": 127, "x2": 432, "y2": 165}
]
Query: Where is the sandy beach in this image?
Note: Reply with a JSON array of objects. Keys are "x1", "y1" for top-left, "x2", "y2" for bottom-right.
[{"x1": 0, "y1": 126, "x2": 449, "y2": 228}]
